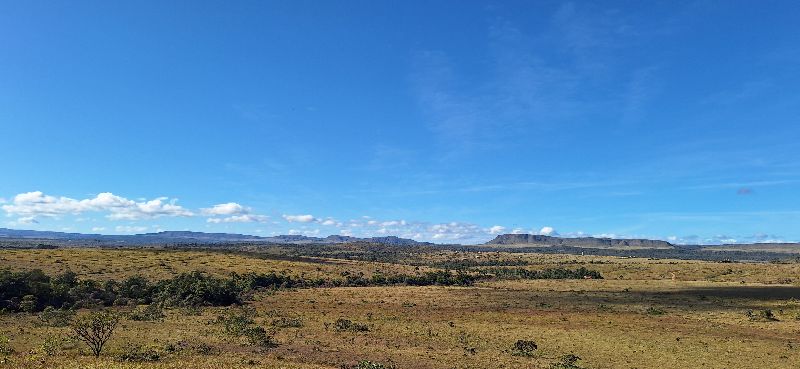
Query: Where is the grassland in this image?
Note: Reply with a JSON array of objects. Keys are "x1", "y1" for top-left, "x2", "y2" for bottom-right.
[{"x1": 1, "y1": 246, "x2": 799, "y2": 369}]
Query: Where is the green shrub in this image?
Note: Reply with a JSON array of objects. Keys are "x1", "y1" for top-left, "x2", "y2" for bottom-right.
[
  {"x1": 645, "y1": 307, "x2": 666, "y2": 315},
  {"x1": 116, "y1": 344, "x2": 160, "y2": 362},
  {"x1": 20, "y1": 295, "x2": 38, "y2": 313},
  {"x1": 334, "y1": 318, "x2": 369, "y2": 332},
  {"x1": 511, "y1": 339, "x2": 538, "y2": 357},
  {"x1": 218, "y1": 311, "x2": 256, "y2": 337},
  {"x1": 271, "y1": 317, "x2": 303, "y2": 328},
  {"x1": 39, "y1": 306, "x2": 75, "y2": 327},
  {"x1": 550, "y1": 354, "x2": 584, "y2": 369},
  {"x1": 215, "y1": 310, "x2": 277, "y2": 348},
  {"x1": 242, "y1": 326, "x2": 278, "y2": 348},
  {"x1": 40, "y1": 335, "x2": 69, "y2": 356},
  {"x1": 356, "y1": 361, "x2": 392, "y2": 369},
  {"x1": 0, "y1": 335, "x2": 13, "y2": 355},
  {"x1": 129, "y1": 304, "x2": 165, "y2": 321},
  {"x1": 747, "y1": 309, "x2": 778, "y2": 321}
]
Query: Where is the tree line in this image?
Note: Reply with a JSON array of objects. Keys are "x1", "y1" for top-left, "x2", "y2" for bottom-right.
[{"x1": 0, "y1": 269, "x2": 477, "y2": 313}]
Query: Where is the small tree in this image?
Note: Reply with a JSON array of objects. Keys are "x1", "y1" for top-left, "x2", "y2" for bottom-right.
[{"x1": 71, "y1": 311, "x2": 119, "y2": 357}]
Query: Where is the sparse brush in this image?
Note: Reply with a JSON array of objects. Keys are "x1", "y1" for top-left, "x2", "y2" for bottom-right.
[
  {"x1": 115, "y1": 343, "x2": 160, "y2": 362},
  {"x1": 511, "y1": 339, "x2": 538, "y2": 357},
  {"x1": 747, "y1": 309, "x2": 779, "y2": 322},
  {"x1": 550, "y1": 354, "x2": 585, "y2": 369},
  {"x1": 39, "y1": 306, "x2": 76, "y2": 327},
  {"x1": 128, "y1": 304, "x2": 165, "y2": 321},
  {"x1": 334, "y1": 318, "x2": 369, "y2": 332},
  {"x1": 271, "y1": 316, "x2": 303, "y2": 328}
]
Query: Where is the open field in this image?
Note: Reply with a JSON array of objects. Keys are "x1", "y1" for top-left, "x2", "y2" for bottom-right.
[{"x1": 1, "y1": 246, "x2": 800, "y2": 369}]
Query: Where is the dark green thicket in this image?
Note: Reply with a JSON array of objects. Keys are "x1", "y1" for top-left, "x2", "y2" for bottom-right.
[
  {"x1": 1, "y1": 266, "x2": 598, "y2": 313},
  {"x1": 0, "y1": 268, "x2": 478, "y2": 313},
  {"x1": 481, "y1": 267, "x2": 603, "y2": 280}
]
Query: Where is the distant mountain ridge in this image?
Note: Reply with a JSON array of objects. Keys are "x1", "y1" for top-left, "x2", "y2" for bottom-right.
[
  {"x1": 0, "y1": 228, "x2": 431, "y2": 246},
  {"x1": 486, "y1": 234, "x2": 675, "y2": 249}
]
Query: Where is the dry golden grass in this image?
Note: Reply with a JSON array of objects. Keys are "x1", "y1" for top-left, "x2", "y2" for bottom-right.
[
  {"x1": 2, "y1": 248, "x2": 800, "y2": 368},
  {"x1": 0, "y1": 248, "x2": 423, "y2": 281}
]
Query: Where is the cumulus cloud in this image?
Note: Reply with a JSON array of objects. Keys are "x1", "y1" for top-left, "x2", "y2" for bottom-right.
[
  {"x1": 1, "y1": 191, "x2": 193, "y2": 221},
  {"x1": 202, "y1": 202, "x2": 249, "y2": 215},
  {"x1": 202, "y1": 202, "x2": 270, "y2": 224},
  {"x1": 287, "y1": 228, "x2": 320, "y2": 236},
  {"x1": 283, "y1": 214, "x2": 317, "y2": 223},
  {"x1": 320, "y1": 219, "x2": 338, "y2": 226},
  {"x1": 115, "y1": 225, "x2": 148, "y2": 233},
  {"x1": 538, "y1": 226, "x2": 558, "y2": 236},
  {"x1": 207, "y1": 214, "x2": 269, "y2": 223},
  {"x1": 17, "y1": 216, "x2": 38, "y2": 225},
  {"x1": 488, "y1": 225, "x2": 506, "y2": 234}
]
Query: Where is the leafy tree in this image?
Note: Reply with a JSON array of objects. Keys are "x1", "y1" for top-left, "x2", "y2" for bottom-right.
[{"x1": 71, "y1": 311, "x2": 119, "y2": 357}]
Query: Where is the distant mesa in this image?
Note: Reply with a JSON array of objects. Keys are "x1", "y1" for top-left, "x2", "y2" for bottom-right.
[{"x1": 485, "y1": 234, "x2": 675, "y2": 249}]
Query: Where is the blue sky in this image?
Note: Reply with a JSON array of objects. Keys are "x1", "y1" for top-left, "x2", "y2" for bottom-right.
[{"x1": 1, "y1": 1, "x2": 799, "y2": 244}]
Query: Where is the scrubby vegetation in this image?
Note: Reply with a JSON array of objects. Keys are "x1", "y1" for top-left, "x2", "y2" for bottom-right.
[
  {"x1": 0, "y1": 268, "x2": 479, "y2": 313},
  {"x1": 333, "y1": 318, "x2": 370, "y2": 333},
  {"x1": 511, "y1": 339, "x2": 538, "y2": 357},
  {"x1": 481, "y1": 267, "x2": 603, "y2": 280},
  {"x1": 550, "y1": 354, "x2": 585, "y2": 369},
  {"x1": 1, "y1": 246, "x2": 799, "y2": 368}
]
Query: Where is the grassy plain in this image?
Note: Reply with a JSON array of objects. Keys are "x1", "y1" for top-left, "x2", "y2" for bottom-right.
[{"x1": 1, "y1": 246, "x2": 799, "y2": 369}]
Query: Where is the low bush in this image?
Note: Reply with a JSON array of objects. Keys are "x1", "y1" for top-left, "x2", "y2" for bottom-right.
[
  {"x1": 163, "y1": 340, "x2": 217, "y2": 355},
  {"x1": 482, "y1": 267, "x2": 603, "y2": 280},
  {"x1": 747, "y1": 309, "x2": 778, "y2": 322},
  {"x1": 218, "y1": 310, "x2": 257, "y2": 337},
  {"x1": 40, "y1": 335, "x2": 70, "y2": 356},
  {"x1": 242, "y1": 326, "x2": 278, "y2": 348},
  {"x1": 355, "y1": 361, "x2": 393, "y2": 369},
  {"x1": 216, "y1": 310, "x2": 277, "y2": 348},
  {"x1": 550, "y1": 354, "x2": 584, "y2": 369},
  {"x1": 271, "y1": 316, "x2": 303, "y2": 328},
  {"x1": 128, "y1": 304, "x2": 165, "y2": 321},
  {"x1": 116, "y1": 344, "x2": 160, "y2": 362},
  {"x1": 0, "y1": 335, "x2": 13, "y2": 355},
  {"x1": 511, "y1": 339, "x2": 538, "y2": 357},
  {"x1": 39, "y1": 306, "x2": 75, "y2": 327},
  {"x1": 334, "y1": 318, "x2": 369, "y2": 332}
]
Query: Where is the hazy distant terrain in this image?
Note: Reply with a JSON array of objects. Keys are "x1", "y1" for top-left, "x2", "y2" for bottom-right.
[{"x1": 2, "y1": 228, "x2": 799, "y2": 261}]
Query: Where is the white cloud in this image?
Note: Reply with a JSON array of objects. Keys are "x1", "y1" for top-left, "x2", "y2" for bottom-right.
[
  {"x1": 17, "y1": 216, "x2": 38, "y2": 225},
  {"x1": 201, "y1": 202, "x2": 249, "y2": 215},
  {"x1": 381, "y1": 220, "x2": 407, "y2": 227},
  {"x1": 91, "y1": 227, "x2": 105, "y2": 232},
  {"x1": 115, "y1": 225, "x2": 148, "y2": 233},
  {"x1": 320, "y1": 219, "x2": 337, "y2": 226},
  {"x1": 488, "y1": 225, "x2": 506, "y2": 234},
  {"x1": 1, "y1": 191, "x2": 193, "y2": 220},
  {"x1": 108, "y1": 197, "x2": 193, "y2": 220},
  {"x1": 0, "y1": 197, "x2": 6, "y2": 204},
  {"x1": 207, "y1": 214, "x2": 269, "y2": 223},
  {"x1": 283, "y1": 214, "x2": 316, "y2": 223},
  {"x1": 538, "y1": 226, "x2": 557, "y2": 236}
]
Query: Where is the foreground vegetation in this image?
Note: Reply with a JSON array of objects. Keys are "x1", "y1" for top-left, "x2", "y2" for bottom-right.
[{"x1": 0, "y1": 245, "x2": 799, "y2": 368}]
